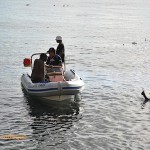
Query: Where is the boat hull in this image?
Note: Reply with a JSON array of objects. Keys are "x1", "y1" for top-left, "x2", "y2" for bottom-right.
[{"x1": 21, "y1": 70, "x2": 84, "y2": 100}]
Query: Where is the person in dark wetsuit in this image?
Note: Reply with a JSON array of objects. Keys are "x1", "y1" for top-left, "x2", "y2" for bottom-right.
[
  {"x1": 31, "y1": 53, "x2": 47, "y2": 83},
  {"x1": 55, "y1": 36, "x2": 65, "y2": 63},
  {"x1": 46, "y1": 47, "x2": 62, "y2": 72}
]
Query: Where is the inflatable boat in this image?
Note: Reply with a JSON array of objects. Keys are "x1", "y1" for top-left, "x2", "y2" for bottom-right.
[{"x1": 21, "y1": 53, "x2": 84, "y2": 101}]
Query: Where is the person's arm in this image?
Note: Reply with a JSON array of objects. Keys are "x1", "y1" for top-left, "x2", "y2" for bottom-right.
[
  {"x1": 45, "y1": 57, "x2": 53, "y2": 69},
  {"x1": 45, "y1": 63, "x2": 49, "y2": 68}
]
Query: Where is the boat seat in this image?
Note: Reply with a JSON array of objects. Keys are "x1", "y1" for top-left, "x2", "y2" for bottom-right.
[{"x1": 49, "y1": 75, "x2": 65, "y2": 82}]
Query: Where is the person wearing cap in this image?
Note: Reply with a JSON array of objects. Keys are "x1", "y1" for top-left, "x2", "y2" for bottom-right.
[
  {"x1": 46, "y1": 47, "x2": 62, "y2": 72},
  {"x1": 56, "y1": 36, "x2": 65, "y2": 63},
  {"x1": 31, "y1": 53, "x2": 47, "y2": 83}
]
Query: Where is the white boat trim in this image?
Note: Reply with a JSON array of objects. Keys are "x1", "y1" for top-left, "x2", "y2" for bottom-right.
[{"x1": 21, "y1": 69, "x2": 84, "y2": 101}]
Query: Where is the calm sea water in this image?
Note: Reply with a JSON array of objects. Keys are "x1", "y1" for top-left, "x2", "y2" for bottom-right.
[{"x1": 1, "y1": 0, "x2": 150, "y2": 149}]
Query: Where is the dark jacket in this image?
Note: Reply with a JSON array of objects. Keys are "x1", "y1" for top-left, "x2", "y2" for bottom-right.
[
  {"x1": 31, "y1": 59, "x2": 45, "y2": 82},
  {"x1": 46, "y1": 54, "x2": 62, "y2": 66},
  {"x1": 56, "y1": 43, "x2": 65, "y2": 62}
]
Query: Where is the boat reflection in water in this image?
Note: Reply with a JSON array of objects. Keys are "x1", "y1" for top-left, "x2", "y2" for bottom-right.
[
  {"x1": 24, "y1": 93, "x2": 81, "y2": 116},
  {"x1": 23, "y1": 91, "x2": 83, "y2": 147}
]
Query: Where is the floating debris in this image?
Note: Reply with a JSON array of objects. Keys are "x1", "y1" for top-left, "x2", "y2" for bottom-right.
[
  {"x1": 0, "y1": 134, "x2": 27, "y2": 140},
  {"x1": 141, "y1": 91, "x2": 149, "y2": 104},
  {"x1": 132, "y1": 42, "x2": 137, "y2": 45},
  {"x1": 63, "y1": 4, "x2": 69, "y2": 7},
  {"x1": 26, "y1": 4, "x2": 30, "y2": 6}
]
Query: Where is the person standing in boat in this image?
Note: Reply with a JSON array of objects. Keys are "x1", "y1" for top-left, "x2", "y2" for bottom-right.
[
  {"x1": 55, "y1": 36, "x2": 65, "y2": 63},
  {"x1": 31, "y1": 53, "x2": 47, "y2": 83},
  {"x1": 46, "y1": 47, "x2": 62, "y2": 72}
]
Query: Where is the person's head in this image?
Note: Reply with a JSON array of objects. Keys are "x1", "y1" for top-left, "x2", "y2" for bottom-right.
[
  {"x1": 40, "y1": 53, "x2": 47, "y2": 61},
  {"x1": 56, "y1": 36, "x2": 62, "y2": 43},
  {"x1": 47, "y1": 47, "x2": 56, "y2": 58}
]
